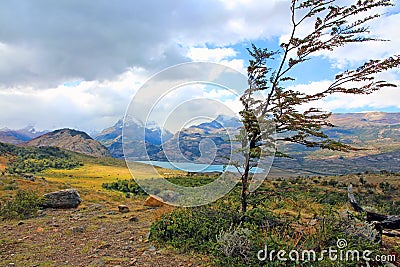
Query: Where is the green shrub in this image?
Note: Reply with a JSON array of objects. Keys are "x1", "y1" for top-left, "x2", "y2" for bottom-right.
[
  {"x1": 102, "y1": 179, "x2": 147, "y2": 195},
  {"x1": 0, "y1": 190, "x2": 44, "y2": 220},
  {"x1": 150, "y1": 205, "x2": 241, "y2": 253}
]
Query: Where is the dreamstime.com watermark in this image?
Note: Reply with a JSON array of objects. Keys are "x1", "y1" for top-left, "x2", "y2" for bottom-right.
[{"x1": 257, "y1": 239, "x2": 397, "y2": 265}]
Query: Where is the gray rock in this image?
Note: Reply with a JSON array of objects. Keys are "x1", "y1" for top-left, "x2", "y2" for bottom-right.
[
  {"x1": 118, "y1": 205, "x2": 129, "y2": 213},
  {"x1": 42, "y1": 189, "x2": 82, "y2": 209},
  {"x1": 71, "y1": 226, "x2": 86, "y2": 233}
]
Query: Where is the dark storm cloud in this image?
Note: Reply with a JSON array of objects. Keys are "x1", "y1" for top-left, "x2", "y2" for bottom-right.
[{"x1": 0, "y1": 0, "x2": 290, "y2": 87}]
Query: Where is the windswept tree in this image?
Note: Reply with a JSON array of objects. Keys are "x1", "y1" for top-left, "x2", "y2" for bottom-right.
[{"x1": 239, "y1": 0, "x2": 400, "y2": 213}]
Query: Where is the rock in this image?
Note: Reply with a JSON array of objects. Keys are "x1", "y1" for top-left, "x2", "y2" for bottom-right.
[
  {"x1": 88, "y1": 203, "x2": 104, "y2": 210},
  {"x1": 129, "y1": 216, "x2": 138, "y2": 222},
  {"x1": 42, "y1": 189, "x2": 82, "y2": 209},
  {"x1": 144, "y1": 196, "x2": 164, "y2": 207},
  {"x1": 118, "y1": 205, "x2": 130, "y2": 213},
  {"x1": 71, "y1": 226, "x2": 86, "y2": 233},
  {"x1": 129, "y1": 258, "x2": 137, "y2": 265},
  {"x1": 97, "y1": 243, "x2": 111, "y2": 250},
  {"x1": 90, "y1": 258, "x2": 105, "y2": 267}
]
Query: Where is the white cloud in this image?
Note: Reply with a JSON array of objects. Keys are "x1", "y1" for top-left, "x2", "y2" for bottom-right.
[
  {"x1": 187, "y1": 47, "x2": 247, "y2": 74},
  {"x1": 0, "y1": 67, "x2": 149, "y2": 133},
  {"x1": 187, "y1": 47, "x2": 237, "y2": 62},
  {"x1": 292, "y1": 77, "x2": 400, "y2": 113}
]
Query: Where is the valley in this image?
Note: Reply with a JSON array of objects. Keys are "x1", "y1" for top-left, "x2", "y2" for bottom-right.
[{"x1": 0, "y1": 112, "x2": 399, "y2": 266}]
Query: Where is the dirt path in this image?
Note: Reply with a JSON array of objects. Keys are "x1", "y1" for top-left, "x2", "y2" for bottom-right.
[{"x1": 0, "y1": 202, "x2": 205, "y2": 267}]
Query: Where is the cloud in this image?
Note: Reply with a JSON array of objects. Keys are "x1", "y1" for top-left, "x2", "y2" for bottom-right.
[
  {"x1": 0, "y1": 0, "x2": 290, "y2": 87},
  {"x1": 0, "y1": 0, "x2": 398, "y2": 133},
  {"x1": 187, "y1": 47, "x2": 237, "y2": 62},
  {"x1": 187, "y1": 47, "x2": 247, "y2": 74},
  {"x1": 0, "y1": 67, "x2": 149, "y2": 133},
  {"x1": 291, "y1": 76, "x2": 400, "y2": 113}
]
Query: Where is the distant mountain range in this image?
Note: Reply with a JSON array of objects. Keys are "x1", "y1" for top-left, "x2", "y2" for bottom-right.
[
  {"x1": 94, "y1": 117, "x2": 173, "y2": 159},
  {"x1": 0, "y1": 127, "x2": 48, "y2": 145},
  {"x1": 1, "y1": 112, "x2": 399, "y2": 174}
]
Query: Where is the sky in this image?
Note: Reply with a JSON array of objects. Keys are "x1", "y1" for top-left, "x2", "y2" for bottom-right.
[{"x1": 0, "y1": 0, "x2": 399, "y2": 134}]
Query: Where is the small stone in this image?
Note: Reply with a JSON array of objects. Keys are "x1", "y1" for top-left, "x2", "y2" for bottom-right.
[
  {"x1": 90, "y1": 259, "x2": 105, "y2": 267},
  {"x1": 88, "y1": 203, "x2": 104, "y2": 210},
  {"x1": 71, "y1": 226, "x2": 86, "y2": 233},
  {"x1": 122, "y1": 246, "x2": 132, "y2": 251},
  {"x1": 129, "y1": 216, "x2": 138, "y2": 222},
  {"x1": 118, "y1": 205, "x2": 130, "y2": 213},
  {"x1": 148, "y1": 245, "x2": 156, "y2": 251},
  {"x1": 97, "y1": 243, "x2": 111, "y2": 250}
]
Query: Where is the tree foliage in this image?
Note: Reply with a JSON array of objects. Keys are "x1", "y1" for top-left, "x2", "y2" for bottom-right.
[
  {"x1": 0, "y1": 142, "x2": 82, "y2": 174},
  {"x1": 238, "y1": 0, "x2": 400, "y2": 213}
]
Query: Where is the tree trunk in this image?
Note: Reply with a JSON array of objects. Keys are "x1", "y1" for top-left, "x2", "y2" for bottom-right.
[
  {"x1": 241, "y1": 138, "x2": 257, "y2": 214},
  {"x1": 241, "y1": 153, "x2": 250, "y2": 214},
  {"x1": 347, "y1": 184, "x2": 400, "y2": 234}
]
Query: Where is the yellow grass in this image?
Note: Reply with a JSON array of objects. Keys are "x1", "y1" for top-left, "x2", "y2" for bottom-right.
[{"x1": 42, "y1": 161, "x2": 185, "y2": 191}]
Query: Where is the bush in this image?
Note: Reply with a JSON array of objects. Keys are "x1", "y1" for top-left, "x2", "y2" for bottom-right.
[
  {"x1": 216, "y1": 226, "x2": 254, "y2": 265},
  {"x1": 102, "y1": 179, "x2": 147, "y2": 195},
  {"x1": 0, "y1": 190, "x2": 44, "y2": 220},
  {"x1": 150, "y1": 205, "x2": 241, "y2": 253}
]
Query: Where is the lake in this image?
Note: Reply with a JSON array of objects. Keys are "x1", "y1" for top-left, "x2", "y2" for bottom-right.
[{"x1": 136, "y1": 160, "x2": 264, "y2": 173}]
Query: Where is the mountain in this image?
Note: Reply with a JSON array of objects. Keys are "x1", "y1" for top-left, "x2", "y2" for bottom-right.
[
  {"x1": 152, "y1": 115, "x2": 242, "y2": 164},
  {"x1": 94, "y1": 117, "x2": 173, "y2": 159},
  {"x1": 273, "y1": 112, "x2": 400, "y2": 174},
  {"x1": 24, "y1": 128, "x2": 111, "y2": 158},
  {"x1": 94, "y1": 112, "x2": 400, "y2": 174},
  {"x1": 0, "y1": 126, "x2": 48, "y2": 145}
]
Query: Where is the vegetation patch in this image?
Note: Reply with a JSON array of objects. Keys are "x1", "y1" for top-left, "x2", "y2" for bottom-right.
[
  {"x1": 0, "y1": 190, "x2": 44, "y2": 220},
  {"x1": 150, "y1": 176, "x2": 397, "y2": 266},
  {"x1": 0, "y1": 142, "x2": 82, "y2": 174}
]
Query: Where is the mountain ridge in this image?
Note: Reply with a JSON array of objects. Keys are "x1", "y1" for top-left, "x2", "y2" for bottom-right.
[{"x1": 24, "y1": 128, "x2": 111, "y2": 158}]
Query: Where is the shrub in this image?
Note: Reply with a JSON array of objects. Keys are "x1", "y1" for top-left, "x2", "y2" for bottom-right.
[
  {"x1": 0, "y1": 190, "x2": 44, "y2": 220},
  {"x1": 216, "y1": 226, "x2": 253, "y2": 265},
  {"x1": 150, "y1": 205, "x2": 241, "y2": 253}
]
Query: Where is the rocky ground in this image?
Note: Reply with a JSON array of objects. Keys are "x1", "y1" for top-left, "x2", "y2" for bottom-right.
[{"x1": 0, "y1": 201, "x2": 205, "y2": 267}]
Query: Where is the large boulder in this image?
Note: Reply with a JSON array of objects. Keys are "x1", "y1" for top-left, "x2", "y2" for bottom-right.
[{"x1": 42, "y1": 189, "x2": 82, "y2": 209}]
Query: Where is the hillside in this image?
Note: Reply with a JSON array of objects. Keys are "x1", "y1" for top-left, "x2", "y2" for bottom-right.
[{"x1": 24, "y1": 128, "x2": 111, "y2": 158}]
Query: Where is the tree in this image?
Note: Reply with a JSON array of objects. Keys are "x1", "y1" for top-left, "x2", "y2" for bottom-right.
[{"x1": 238, "y1": 0, "x2": 400, "y2": 213}]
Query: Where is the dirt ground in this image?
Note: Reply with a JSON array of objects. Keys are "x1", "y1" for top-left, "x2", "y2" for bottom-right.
[{"x1": 0, "y1": 201, "x2": 206, "y2": 267}]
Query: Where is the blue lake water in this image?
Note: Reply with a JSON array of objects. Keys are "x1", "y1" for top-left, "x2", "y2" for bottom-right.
[{"x1": 136, "y1": 161, "x2": 264, "y2": 173}]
